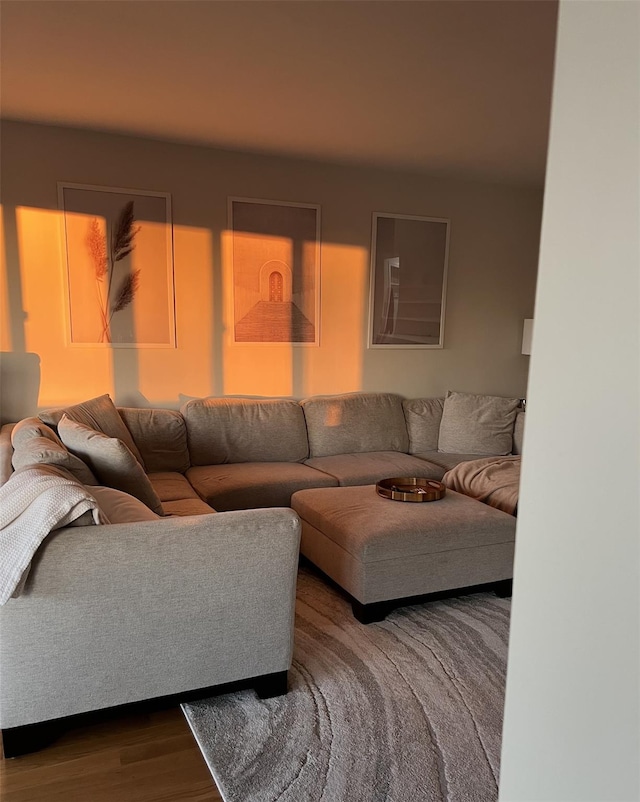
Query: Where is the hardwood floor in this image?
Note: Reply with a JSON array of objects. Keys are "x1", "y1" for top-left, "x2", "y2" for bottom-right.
[{"x1": 0, "y1": 707, "x2": 222, "y2": 802}]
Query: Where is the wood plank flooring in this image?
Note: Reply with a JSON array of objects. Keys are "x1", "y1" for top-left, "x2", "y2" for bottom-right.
[{"x1": 0, "y1": 707, "x2": 222, "y2": 802}]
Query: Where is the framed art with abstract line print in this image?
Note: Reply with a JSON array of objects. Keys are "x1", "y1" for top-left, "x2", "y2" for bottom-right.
[
  {"x1": 229, "y1": 197, "x2": 320, "y2": 345},
  {"x1": 368, "y1": 212, "x2": 450, "y2": 348},
  {"x1": 58, "y1": 183, "x2": 176, "y2": 347}
]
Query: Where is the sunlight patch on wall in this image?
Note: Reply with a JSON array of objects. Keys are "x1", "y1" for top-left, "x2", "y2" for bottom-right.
[
  {"x1": 0, "y1": 208, "x2": 12, "y2": 351},
  {"x1": 135, "y1": 225, "x2": 215, "y2": 405},
  {"x1": 221, "y1": 231, "x2": 367, "y2": 398},
  {"x1": 16, "y1": 206, "x2": 114, "y2": 408}
]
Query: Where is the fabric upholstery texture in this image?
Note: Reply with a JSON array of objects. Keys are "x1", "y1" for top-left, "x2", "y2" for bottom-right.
[
  {"x1": 293, "y1": 485, "x2": 516, "y2": 603},
  {"x1": 0, "y1": 424, "x2": 15, "y2": 486},
  {"x1": 182, "y1": 397, "x2": 309, "y2": 465},
  {"x1": 118, "y1": 407, "x2": 190, "y2": 473},
  {"x1": 301, "y1": 393, "x2": 409, "y2": 457},
  {"x1": 148, "y1": 471, "x2": 203, "y2": 502},
  {"x1": 300, "y1": 518, "x2": 515, "y2": 604},
  {"x1": 292, "y1": 485, "x2": 516, "y2": 564},
  {"x1": 413, "y1": 451, "x2": 494, "y2": 473},
  {"x1": 58, "y1": 417, "x2": 163, "y2": 515},
  {"x1": 437, "y1": 391, "x2": 519, "y2": 455},
  {"x1": 0, "y1": 464, "x2": 104, "y2": 604},
  {"x1": 162, "y1": 498, "x2": 217, "y2": 517},
  {"x1": 11, "y1": 433, "x2": 98, "y2": 486},
  {"x1": 304, "y1": 451, "x2": 443, "y2": 486},
  {"x1": 512, "y1": 409, "x2": 525, "y2": 455},
  {"x1": 402, "y1": 397, "x2": 445, "y2": 453},
  {"x1": 11, "y1": 417, "x2": 64, "y2": 448},
  {"x1": 187, "y1": 462, "x2": 338, "y2": 511},
  {"x1": 39, "y1": 394, "x2": 145, "y2": 467},
  {"x1": 0, "y1": 508, "x2": 301, "y2": 728},
  {"x1": 87, "y1": 486, "x2": 161, "y2": 524}
]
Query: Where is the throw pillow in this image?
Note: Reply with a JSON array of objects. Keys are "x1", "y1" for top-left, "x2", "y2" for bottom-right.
[
  {"x1": 57, "y1": 416, "x2": 164, "y2": 515},
  {"x1": 39, "y1": 394, "x2": 145, "y2": 468},
  {"x1": 437, "y1": 391, "x2": 519, "y2": 455},
  {"x1": 87, "y1": 486, "x2": 161, "y2": 524},
  {"x1": 11, "y1": 417, "x2": 64, "y2": 448},
  {"x1": 11, "y1": 434, "x2": 99, "y2": 486}
]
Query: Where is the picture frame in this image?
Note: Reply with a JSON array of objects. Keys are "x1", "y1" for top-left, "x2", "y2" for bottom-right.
[
  {"x1": 368, "y1": 212, "x2": 450, "y2": 349},
  {"x1": 58, "y1": 182, "x2": 175, "y2": 348},
  {"x1": 228, "y1": 197, "x2": 321, "y2": 345}
]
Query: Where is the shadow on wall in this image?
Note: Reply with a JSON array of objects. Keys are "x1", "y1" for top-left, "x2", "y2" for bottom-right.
[{"x1": 0, "y1": 352, "x2": 40, "y2": 423}]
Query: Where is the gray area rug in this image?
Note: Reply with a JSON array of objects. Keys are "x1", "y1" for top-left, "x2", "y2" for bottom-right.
[{"x1": 182, "y1": 567, "x2": 510, "y2": 802}]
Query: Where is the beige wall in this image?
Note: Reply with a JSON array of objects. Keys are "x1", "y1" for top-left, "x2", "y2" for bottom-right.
[{"x1": 0, "y1": 121, "x2": 541, "y2": 419}]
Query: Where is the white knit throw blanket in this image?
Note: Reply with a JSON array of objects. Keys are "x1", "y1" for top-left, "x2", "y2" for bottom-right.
[{"x1": 0, "y1": 465, "x2": 105, "y2": 604}]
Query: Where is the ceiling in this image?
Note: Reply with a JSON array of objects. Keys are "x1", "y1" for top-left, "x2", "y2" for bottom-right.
[{"x1": 0, "y1": 0, "x2": 558, "y2": 186}]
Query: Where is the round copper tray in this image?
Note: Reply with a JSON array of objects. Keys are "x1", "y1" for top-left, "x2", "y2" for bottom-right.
[{"x1": 376, "y1": 477, "x2": 446, "y2": 503}]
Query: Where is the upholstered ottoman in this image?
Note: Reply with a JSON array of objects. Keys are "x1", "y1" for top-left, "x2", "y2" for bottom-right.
[{"x1": 291, "y1": 484, "x2": 516, "y2": 623}]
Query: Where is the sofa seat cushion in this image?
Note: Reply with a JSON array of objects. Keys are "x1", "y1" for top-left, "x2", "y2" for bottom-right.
[
  {"x1": 301, "y1": 392, "x2": 409, "y2": 457},
  {"x1": 186, "y1": 462, "x2": 338, "y2": 511},
  {"x1": 414, "y1": 451, "x2": 496, "y2": 473},
  {"x1": 162, "y1": 498, "x2": 216, "y2": 517},
  {"x1": 148, "y1": 472, "x2": 202, "y2": 502},
  {"x1": 304, "y1": 451, "x2": 444, "y2": 487}
]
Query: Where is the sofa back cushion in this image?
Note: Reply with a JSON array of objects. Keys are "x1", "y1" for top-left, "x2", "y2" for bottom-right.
[
  {"x1": 58, "y1": 417, "x2": 164, "y2": 514},
  {"x1": 438, "y1": 391, "x2": 519, "y2": 455},
  {"x1": 301, "y1": 392, "x2": 409, "y2": 458},
  {"x1": 39, "y1": 394, "x2": 145, "y2": 468},
  {"x1": 182, "y1": 397, "x2": 309, "y2": 465},
  {"x1": 402, "y1": 398, "x2": 445, "y2": 454},
  {"x1": 117, "y1": 408, "x2": 190, "y2": 474},
  {"x1": 11, "y1": 418, "x2": 98, "y2": 485}
]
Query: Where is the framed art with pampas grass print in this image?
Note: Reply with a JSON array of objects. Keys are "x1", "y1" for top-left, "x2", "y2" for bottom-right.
[{"x1": 58, "y1": 183, "x2": 176, "y2": 347}]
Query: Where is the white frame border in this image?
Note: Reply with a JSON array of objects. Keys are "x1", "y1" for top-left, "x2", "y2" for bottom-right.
[
  {"x1": 227, "y1": 196, "x2": 321, "y2": 347},
  {"x1": 367, "y1": 211, "x2": 450, "y2": 349},
  {"x1": 57, "y1": 182, "x2": 176, "y2": 349}
]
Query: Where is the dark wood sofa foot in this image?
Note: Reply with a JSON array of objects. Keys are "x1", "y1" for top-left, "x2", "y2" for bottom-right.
[
  {"x1": 352, "y1": 599, "x2": 392, "y2": 624},
  {"x1": 2, "y1": 719, "x2": 64, "y2": 758},
  {"x1": 254, "y1": 670, "x2": 288, "y2": 699},
  {"x1": 494, "y1": 579, "x2": 513, "y2": 598}
]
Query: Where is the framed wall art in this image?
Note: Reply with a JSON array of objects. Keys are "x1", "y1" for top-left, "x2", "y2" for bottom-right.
[
  {"x1": 368, "y1": 212, "x2": 450, "y2": 348},
  {"x1": 58, "y1": 183, "x2": 175, "y2": 347},
  {"x1": 229, "y1": 197, "x2": 320, "y2": 345}
]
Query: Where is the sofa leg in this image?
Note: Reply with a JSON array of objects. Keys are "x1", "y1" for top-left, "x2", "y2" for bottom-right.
[
  {"x1": 352, "y1": 599, "x2": 391, "y2": 624},
  {"x1": 494, "y1": 579, "x2": 513, "y2": 598},
  {"x1": 2, "y1": 719, "x2": 64, "y2": 758},
  {"x1": 255, "y1": 670, "x2": 288, "y2": 699}
]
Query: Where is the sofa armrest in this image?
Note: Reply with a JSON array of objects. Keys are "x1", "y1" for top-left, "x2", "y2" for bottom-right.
[
  {"x1": 0, "y1": 423, "x2": 15, "y2": 486},
  {"x1": 0, "y1": 508, "x2": 301, "y2": 729}
]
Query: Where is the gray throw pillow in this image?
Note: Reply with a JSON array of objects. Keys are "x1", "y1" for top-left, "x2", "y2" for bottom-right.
[
  {"x1": 39, "y1": 394, "x2": 145, "y2": 468},
  {"x1": 87, "y1": 486, "x2": 161, "y2": 524},
  {"x1": 11, "y1": 434, "x2": 99, "y2": 486},
  {"x1": 437, "y1": 391, "x2": 519, "y2": 455},
  {"x1": 58, "y1": 416, "x2": 164, "y2": 515}
]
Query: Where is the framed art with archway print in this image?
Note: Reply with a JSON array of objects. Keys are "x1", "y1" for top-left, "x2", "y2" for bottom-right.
[{"x1": 229, "y1": 197, "x2": 321, "y2": 345}]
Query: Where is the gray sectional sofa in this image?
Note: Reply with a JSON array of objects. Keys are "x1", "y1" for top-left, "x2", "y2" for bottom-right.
[{"x1": 0, "y1": 390, "x2": 523, "y2": 755}]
